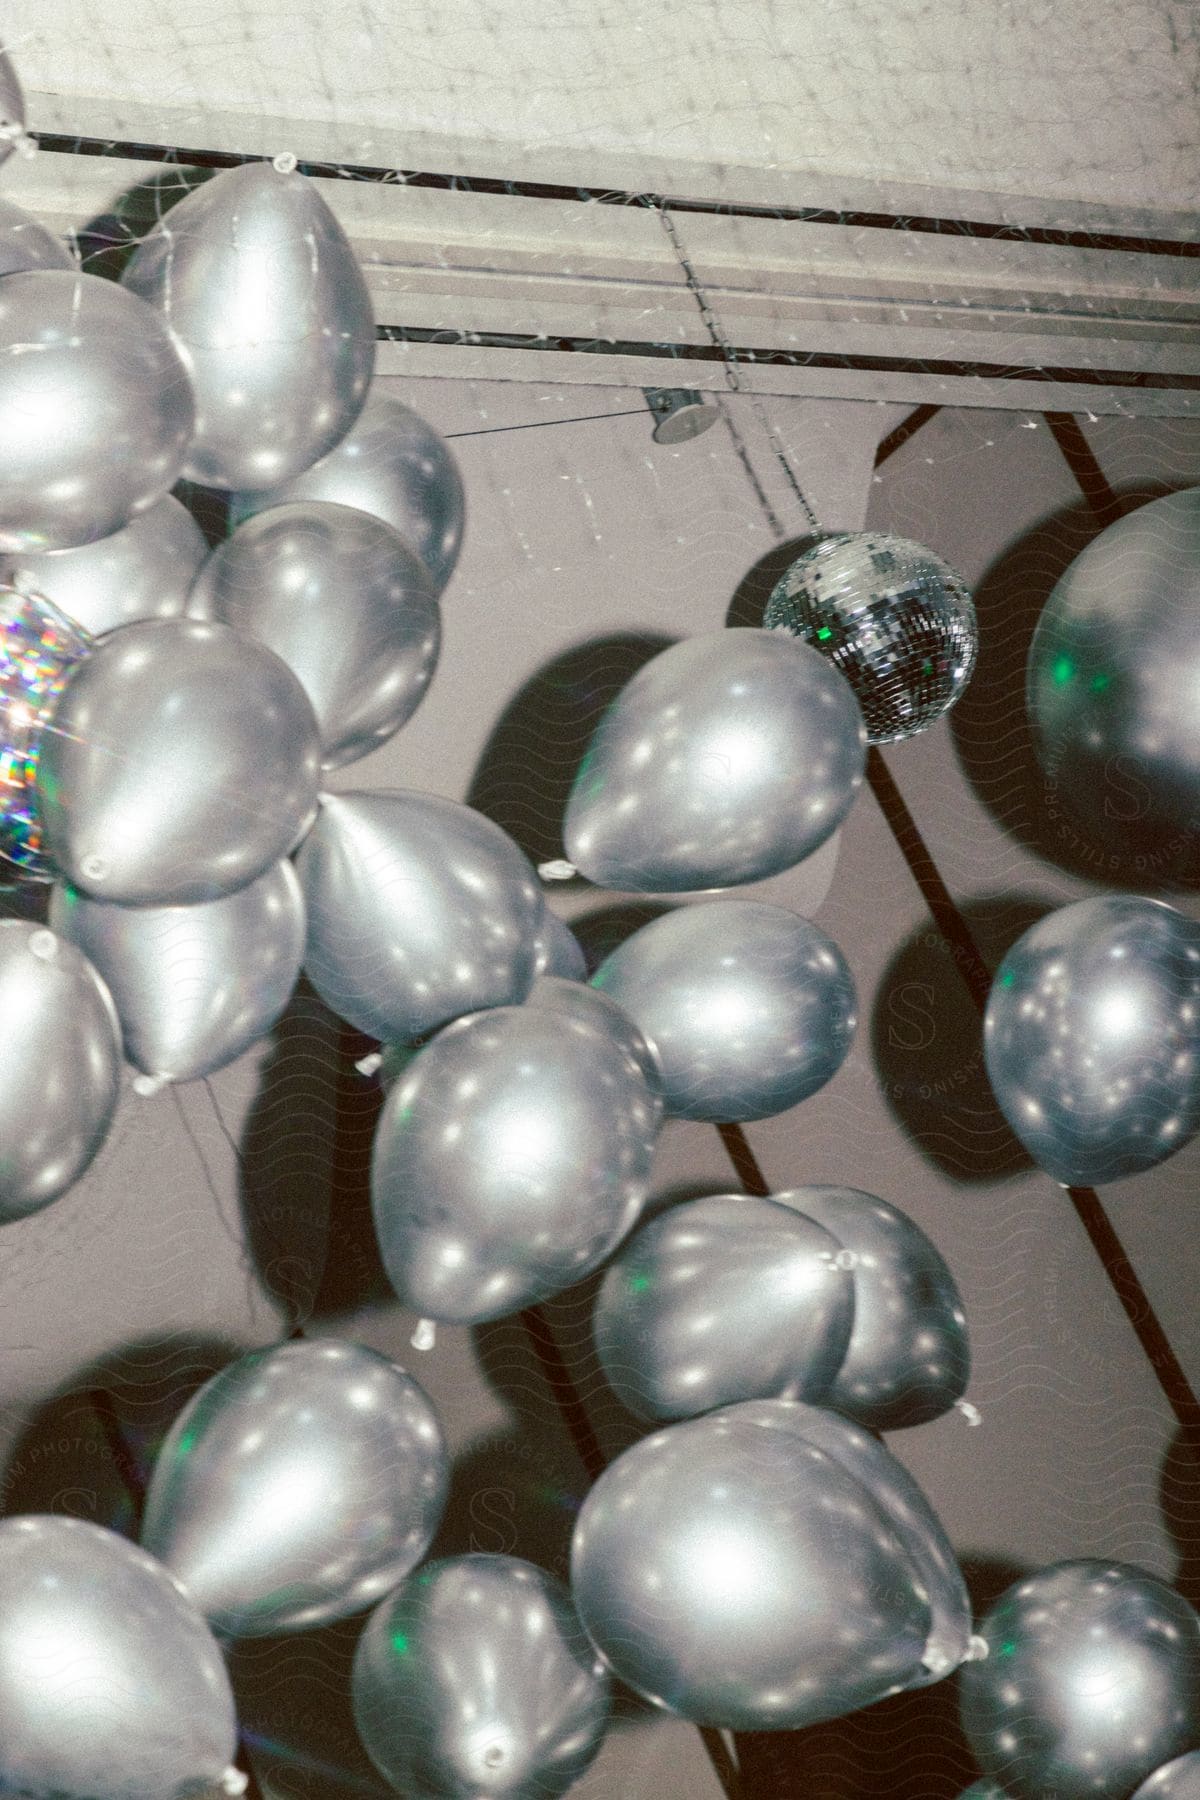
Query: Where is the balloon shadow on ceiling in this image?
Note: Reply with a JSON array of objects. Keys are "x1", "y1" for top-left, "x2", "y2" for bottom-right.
[
  {"x1": 569, "y1": 899, "x2": 670, "y2": 974},
  {"x1": 871, "y1": 895, "x2": 1051, "y2": 1186},
  {"x1": 725, "y1": 533, "x2": 822, "y2": 629},
  {"x1": 1161, "y1": 1425, "x2": 1200, "y2": 1610},
  {"x1": 734, "y1": 1554, "x2": 1026, "y2": 1800},
  {"x1": 465, "y1": 633, "x2": 675, "y2": 876},
  {"x1": 224, "y1": 1615, "x2": 393, "y2": 1800},
  {"x1": 948, "y1": 483, "x2": 1200, "y2": 890},
  {"x1": 0, "y1": 1333, "x2": 237, "y2": 1536},
  {"x1": 74, "y1": 163, "x2": 216, "y2": 285},
  {"x1": 234, "y1": 979, "x2": 394, "y2": 1330}
]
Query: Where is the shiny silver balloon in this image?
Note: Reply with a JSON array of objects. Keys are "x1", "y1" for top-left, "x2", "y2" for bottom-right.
[
  {"x1": 592, "y1": 1194, "x2": 854, "y2": 1421},
  {"x1": 960, "y1": 1561, "x2": 1200, "y2": 1800},
  {"x1": 984, "y1": 895, "x2": 1200, "y2": 1187},
  {"x1": 1028, "y1": 489, "x2": 1200, "y2": 872},
  {"x1": 764, "y1": 531, "x2": 977, "y2": 743},
  {"x1": 533, "y1": 908, "x2": 587, "y2": 981},
  {"x1": 0, "y1": 1515, "x2": 240, "y2": 1800},
  {"x1": 353, "y1": 1555, "x2": 611, "y2": 1799},
  {"x1": 0, "y1": 51, "x2": 24, "y2": 164},
  {"x1": 230, "y1": 393, "x2": 466, "y2": 593},
  {"x1": 141, "y1": 1339, "x2": 448, "y2": 1637},
  {"x1": 188, "y1": 501, "x2": 440, "y2": 769},
  {"x1": 37, "y1": 618, "x2": 321, "y2": 906},
  {"x1": 768, "y1": 1400, "x2": 972, "y2": 1683},
  {"x1": 299, "y1": 789, "x2": 544, "y2": 1043},
  {"x1": 571, "y1": 1398, "x2": 957, "y2": 1730},
  {"x1": 0, "y1": 270, "x2": 195, "y2": 553},
  {"x1": 371, "y1": 1003, "x2": 662, "y2": 1323},
  {"x1": 592, "y1": 899, "x2": 857, "y2": 1121},
  {"x1": 0, "y1": 194, "x2": 76, "y2": 277},
  {"x1": 123, "y1": 161, "x2": 374, "y2": 492},
  {"x1": 50, "y1": 859, "x2": 304, "y2": 1083},
  {"x1": 523, "y1": 974, "x2": 661, "y2": 1089},
  {"x1": 1133, "y1": 1755, "x2": 1200, "y2": 1799},
  {"x1": 2, "y1": 495, "x2": 207, "y2": 637},
  {"x1": 776, "y1": 1186, "x2": 970, "y2": 1429},
  {"x1": 0, "y1": 920, "x2": 121, "y2": 1221},
  {"x1": 563, "y1": 628, "x2": 865, "y2": 892}
]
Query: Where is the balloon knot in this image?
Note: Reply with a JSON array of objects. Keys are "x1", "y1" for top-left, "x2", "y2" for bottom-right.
[
  {"x1": 132, "y1": 1073, "x2": 169, "y2": 1098},
  {"x1": 28, "y1": 929, "x2": 58, "y2": 961},
  {"x1": 220, "y1": 1769, "x2": 249, "y2": 1796},
  {"x1": 832, "y1": 1248, "x2": 858, "y2": 1272},
  {"x1": 355, "y1": 1051, "x2": 383, "y2": 1077},
  {"x1": 954, "y1": 1398, "x2": 983, "y2": 1428},
  {"x1": 965, "y1": 1634, "x2": 990, "y2": 1662},
  {"x1": 537, "y1": 859, "x2": 577, "y2": 882},
  {"x1": 411, "y1": 1318, "x2": 437, "y2": 1352},
  {"x1": 272, "y1": 151, "x2": 298, "y2": 173}
]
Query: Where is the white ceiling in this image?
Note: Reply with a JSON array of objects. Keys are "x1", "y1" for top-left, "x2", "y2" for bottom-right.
[{"x1": 5, "y1": 0, "x2": 1199, "y2": 221}]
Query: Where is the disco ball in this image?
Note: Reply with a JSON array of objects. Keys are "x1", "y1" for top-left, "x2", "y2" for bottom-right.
[{"x1": 763, "y1": 532, "x2": 978, "y2": 744}]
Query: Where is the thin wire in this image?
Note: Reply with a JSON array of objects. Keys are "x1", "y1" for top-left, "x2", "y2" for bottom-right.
[
  {"x1": 444, "y1": 408, "x2": 647, "y2": 439},
  {"x1": 657, "y1": 205, "x2": 820, "y2": 535}
]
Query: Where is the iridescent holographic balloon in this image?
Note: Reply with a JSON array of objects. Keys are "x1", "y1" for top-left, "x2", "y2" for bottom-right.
[
  {"x1": 764, "y1": 532, "x2": 977, "y2": 744},
  {"x1": 353, "y1": 1556, "x2": 611, "y2": 1799},
  {"x1": 960, "y1": 1561, "x2": 1200, "y2": 1800},
  {"x1": 0, "y1": 586, "x2": 93, "y2": 880}
]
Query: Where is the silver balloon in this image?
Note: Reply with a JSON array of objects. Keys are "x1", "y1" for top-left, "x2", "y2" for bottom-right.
[
  {"x1": 592, "y1": 1194, "x2": 854, "y2": 1421},
  {"x1": 353, "y1": 1555, "x2": 611, "y2": 1799},
  {"x1": 532, "y1": 908, "x2": 587, "y2": 981},
  {"x1": 0, "y1": 919, "x2": 121, "y2": 1222},
  {"x1": 49, "y1": 859, "x2": 305, "y2": 1083},
  {"x1": 764, "y1": 531, "x2": 977, "y2": 743},
  {"x1": 767, "y1": 1400, "x2": 972, "y2": 1683},
  {"x1": 0, "y1": 51, "x2": 23, "y2": 164},
  {"x1": 563, "y1": 628, "x2": 865, "y2": 892},
  {"x1": 371, "y1": 1002, "x2": 662, "y2": 1323},
  {"x1": 592, "y1": 899, "x2": 857, "y2": 1121},
  {"x1": 776, "y1": 1186, "x2": 970, "y2": 1429},
  {"x1": 0, "y1": 194, "x2": 76, "y2": 277},
  {"x1": 570, "y1": 1398, "x2": 959, "y2": 1730},
  {"x1": 1028, "y1": 489, "x2": 1200, "y2": 871},
  {"x1": 123, "y1": 161, "x2": 375, "y2": 491},
  {"x1": 0, "y1": 1515, "x2": 240, "y2": 1800},
  {"x1": 299, "y1": 789, "x2": 545, "y2": 1042},
  {"x1": 960, "y1": 1561, "x2": 1200, "y2": 1800},
  {"x1": 37, "y1": 618, "x2": 321, "y2": 906},
  {"x1": 1, "y1": 494, "x2": 207, "y2": 636},
  {"x1": 230, "y1": 393, "x2": 466, "y2": 593},
  {"x1": 188, "y1": 501, "x2": 440, "y2": 769},
  {"x1": 0, "y1": 271, "x2": 195, "y2": 553},
  {"x1": 141, "y1": 1339, "x2": 448, "y2": 1637},
  {"x1": 1133, "y1": 1756, "x2": 1200, "y2": 1799},
  {"x1": 984, "y1": 895, "x2": 1200, "y2": 1187},
  {"x1": 523, "y1": 974, "x2": 660, "y2": 1089}
]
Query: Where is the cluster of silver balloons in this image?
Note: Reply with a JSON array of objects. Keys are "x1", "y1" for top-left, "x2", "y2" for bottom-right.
[
  {"x1": 0, "y1": 92, "x2": 468, "y2": 1216},
  {"x1": 593, "y1": 1185, "x2": 969, "y2": 1429}
]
